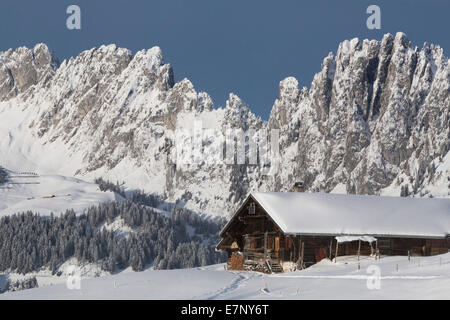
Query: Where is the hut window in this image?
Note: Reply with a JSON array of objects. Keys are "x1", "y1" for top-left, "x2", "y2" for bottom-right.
[{"x1": 248, "y1": 203, "x2": 256, "y2": 215}]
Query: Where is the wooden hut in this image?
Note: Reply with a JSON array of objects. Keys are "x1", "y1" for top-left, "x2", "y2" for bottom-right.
[{"x1": 216, "y1": 192, "x2": 450, "y2": 273}]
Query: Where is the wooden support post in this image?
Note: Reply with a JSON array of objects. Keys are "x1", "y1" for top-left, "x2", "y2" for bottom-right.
[
  {"x1": 301, "y1": 241, "x2": 305, "y2": 269},
  {"x1": 264, "y1": 231, "x2": 272, "y2": 274},
  {"x1": 292, "y1": 236, "x2": 296, "y2": 263},
  {"x1": 298, "y1": 237, "x2": 301, "y2": 264},
  {"x1": 335, "y1": 240, "x2": 339, "y2": 263},
  {"x1": 375, "y1": 240, "x2": 378, "y2": 260},
  {"x1": 357, "y1": 240, "x2": 361, "y2": 262},
  {"x1": 297, "y1": 239, "x2": 305, "y2": 270},
  {"x1": 264, "y1": 231, "x2": 268, "y2": 262},
  {"x1": 329, "y1": 239, "x2": 333, "y2": 260}
]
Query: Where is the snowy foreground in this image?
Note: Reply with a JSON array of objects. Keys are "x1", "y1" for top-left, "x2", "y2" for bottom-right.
[{"x1": 1, "y1": 254, "x2": 449, "y2": 300}]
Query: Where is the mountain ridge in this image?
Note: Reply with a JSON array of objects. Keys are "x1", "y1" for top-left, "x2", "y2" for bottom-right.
[{"x1": 0, "y1": 32, "x2": 448, "y2": 217}]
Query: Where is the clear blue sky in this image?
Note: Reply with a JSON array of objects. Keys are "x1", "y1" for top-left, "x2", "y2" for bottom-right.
[{"x1": 1, "y1": 0, "x2": 448, "y2": 119}]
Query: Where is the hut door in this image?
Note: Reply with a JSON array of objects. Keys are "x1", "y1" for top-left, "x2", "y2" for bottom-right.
[
  {"x1": 274, "y1": 237, "x2": 280, "y2": 258},
  {"x1": 315, "y1": 248, "x2": 328, "y2": 262}
]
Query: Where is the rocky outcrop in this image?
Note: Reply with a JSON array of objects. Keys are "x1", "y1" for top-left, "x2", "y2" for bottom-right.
[{"x1": 0, "y1": 44, "x2": 58, "y2": 101}]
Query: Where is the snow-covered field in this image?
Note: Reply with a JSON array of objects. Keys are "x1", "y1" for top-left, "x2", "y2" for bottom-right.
[
  {"x1": 2, "y1": 253, "x2": 449, "y2": 300},
  {"x1": 0, "y1": 169, "x2": 122, "y2": 216}
]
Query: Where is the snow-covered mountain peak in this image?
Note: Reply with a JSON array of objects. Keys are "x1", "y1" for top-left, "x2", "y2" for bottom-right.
[
  {"x1": 225, "y1": 93, "x2": 248, "y2": 111},
  {"x1": 197, "y1": 92, "x2": 214, "y2": 112},
  {"x1": 222, "y1": 93, "x2": 263, "y2": 131},
  {"x1": 394, "y1": 31, "x2": 410, "y2": 48},
  {"x1": 0, "y1": 43, "x2": 58, "y2": 101},
  {"x1": 278, "y1": 77, "x2": 299, "y2": 103}
]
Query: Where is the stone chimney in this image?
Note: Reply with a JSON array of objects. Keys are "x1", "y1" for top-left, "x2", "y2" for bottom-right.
[{"x1": 293, "y1": 181, "x2": 305, "y2": 192}]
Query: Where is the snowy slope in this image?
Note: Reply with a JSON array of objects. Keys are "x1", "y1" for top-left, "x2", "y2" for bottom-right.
[
  {"x1": 1, "y1": 253, "x2": 449, "y2": 299},
  {"x1": 0, "y1": 169, "x2": 122, "y2": 216}
]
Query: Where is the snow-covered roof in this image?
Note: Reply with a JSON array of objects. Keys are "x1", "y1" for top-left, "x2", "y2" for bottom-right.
[
  {"x1": 248, "y1": 192, "x2": 450, "y2": 239},
  {"x1": 335, "y1": 236, "x2": 377, "y2": 243}
]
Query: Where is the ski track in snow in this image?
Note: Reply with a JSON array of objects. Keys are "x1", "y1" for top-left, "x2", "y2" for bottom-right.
[{"x1": 193, "y1": 272, "x2": 257, "y2": 300}]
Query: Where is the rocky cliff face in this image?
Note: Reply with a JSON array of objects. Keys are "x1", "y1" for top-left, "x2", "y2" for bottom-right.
[
  {"x1": 269, "y1": 33, "x2": 449, "y2": 199},
  {"x1": 0, "y1": 44, "x2": 58, "y2": 100},
  {"x1": 0, "y1": 32, "x2": 448, "y2": 217}
]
